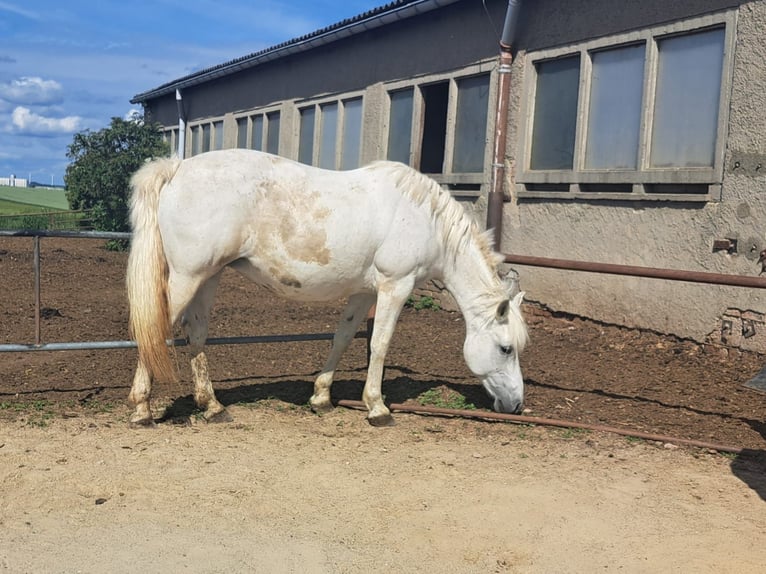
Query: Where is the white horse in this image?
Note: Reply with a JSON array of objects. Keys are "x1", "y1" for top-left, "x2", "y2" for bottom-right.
[{"x1": 126, "y1": 149, "x2": 527, "y2": 427}]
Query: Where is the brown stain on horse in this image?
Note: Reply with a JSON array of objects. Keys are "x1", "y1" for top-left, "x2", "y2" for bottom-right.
[{"x1": 251, "y1": 185, "x2": 332, "y2": 276}]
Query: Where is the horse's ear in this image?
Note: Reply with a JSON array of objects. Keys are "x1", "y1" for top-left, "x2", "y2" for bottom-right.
[
  {"x1": 512, "y1": 291, "x2": 525, "y2": 308},
  {"x1": 499, "y1": 267, "x2": 521, "y2": 299},
  {"x1": 496, "y1": 300, "x2": 510, "y2": 322}
]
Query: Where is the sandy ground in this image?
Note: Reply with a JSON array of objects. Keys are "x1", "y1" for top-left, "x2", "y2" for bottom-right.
[{"x1": 2, "y1": 403, "x2": 765, "y2": 574}]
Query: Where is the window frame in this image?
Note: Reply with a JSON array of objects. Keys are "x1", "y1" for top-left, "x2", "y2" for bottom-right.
[
  {"x1": 162, "y1": 128, "x2": 178, "y2": 155},
  {"x1": 516, "y1": 10, "x2": 737, "y2": 202},
  {"x1": 233, "y1": 106, "x2": 282, "y2": 155},
  {"x1": 296, "y1": 93, "x2": 365, "y2": 170},
  {"x1": 189, "y1": 118, "x2": 226, "y2": 156},
  {"x1": 382, "y1": 61, "x2": 496, "y2": 191}
]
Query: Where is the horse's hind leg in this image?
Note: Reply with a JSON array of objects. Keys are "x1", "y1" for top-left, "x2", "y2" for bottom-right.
[
  {"x1": 310, "y1": 293, "x2": 376, "y2": 413},
  {"x1": 128, "y1": 359, "x2": 155, "y2": 427},
  {"x1": 181, "y1": 271, "x2": 232, "y2": 423},
  {"x1": 128, "y1": 271, "x2": 207, "y2": 427}
]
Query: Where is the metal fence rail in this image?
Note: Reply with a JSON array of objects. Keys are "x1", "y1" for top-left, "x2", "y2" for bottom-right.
[
  {"x1": 0, "y1": 211, "x2": 93, "y2": 232},
  {"x1": 504, "y1": 253, "x2": 766, "y2": 289},
  {"x1": 0, "y1": 333, "x2": 366, "y2": 353},
  {"x1": 0, "y1": 230, "x2": 366, "y2": 352},
  {"x1": 3, "y1": 230, "x2": 766, "y2": 354}
]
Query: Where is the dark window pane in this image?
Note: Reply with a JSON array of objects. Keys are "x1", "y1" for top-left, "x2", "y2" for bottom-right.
[
  {"x1": 266, "y1": 112, "x2": 280, "y2": 155},
  {"x1": 585, "y1": 44, "x2": 645, "y2": 169},
  {"x1": 453, "y1": 74, "x2": 490, "y2": 173},
  {"x1": 341, "y1": 98, "x2": 363, "y2": 170},
  {"x1": 236, "y1": 118, "x2": 248, "y2": 149},
  {"x1": 319, "y1": 102, "x2": 338, "y2": 169},
  {"x1": 299, "y1": 107, "x2": 315, "y2": 164},
  {"x1": 530, "y1": 55, "x2": 580, "y2": 170},
  {"x1": 650, "y1": 28, "x2": 725, "y2": 168},
  {"x1": 251, "y1": 115, "x2": 264, "y2": 151},
  {"x1": 420, "y1": 81, "x2": 449, "y2": 173},
  {"x1": 387, "y1": 89, "x2": 413, "y2": 164}
]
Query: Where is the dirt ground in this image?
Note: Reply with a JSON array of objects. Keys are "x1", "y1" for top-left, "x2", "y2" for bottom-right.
[{"x1": 1, "y1": 237, "x2": 766, "y2": 572}]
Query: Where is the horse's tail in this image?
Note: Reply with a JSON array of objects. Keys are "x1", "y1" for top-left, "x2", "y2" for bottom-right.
[{"x1": 126, "y1": 156, "x2": 182, "y2": 383}]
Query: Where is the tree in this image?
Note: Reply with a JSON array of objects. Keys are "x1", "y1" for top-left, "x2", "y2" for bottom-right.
[{"x1": 65, "y1": 114, "x2": 169, "y2": 236}]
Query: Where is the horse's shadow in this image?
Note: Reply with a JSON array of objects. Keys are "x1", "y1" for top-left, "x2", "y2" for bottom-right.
[
  {"x1": 160, "y1": 366, "x2": 494, "y2": 422},
  {"x1": 731, "y1": 448, "x2": 766, "y2": 502}
]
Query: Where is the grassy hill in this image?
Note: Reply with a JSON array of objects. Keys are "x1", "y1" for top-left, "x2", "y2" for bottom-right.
[{"x1": 0, "y1": 185, "x2": 69, "y2": 213}]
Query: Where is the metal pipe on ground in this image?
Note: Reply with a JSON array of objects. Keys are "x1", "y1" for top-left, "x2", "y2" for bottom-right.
[{"x1": 336, "y1": 399, "x2": 743, "y2": 454}]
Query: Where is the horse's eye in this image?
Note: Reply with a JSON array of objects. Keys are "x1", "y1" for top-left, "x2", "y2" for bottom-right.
[{"x1": 499, "y1": 345, "x2": 513, "y2": 356}]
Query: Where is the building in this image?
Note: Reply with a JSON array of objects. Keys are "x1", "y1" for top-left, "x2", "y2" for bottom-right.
[
  {"x1": 0, "y1": 175, "x2": 28, "y2": 188},
  {"x1": 131, "y1": 0, "x2": 766, "y2": 351}
]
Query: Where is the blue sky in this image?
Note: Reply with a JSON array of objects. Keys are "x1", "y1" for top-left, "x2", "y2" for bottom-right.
[{"x1": 0, "y1": 0, "x2": 383, "y2": 186}]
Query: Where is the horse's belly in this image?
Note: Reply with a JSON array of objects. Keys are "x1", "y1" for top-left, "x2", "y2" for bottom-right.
[{"x1": 229, "y1": 258, "x2": 372, "y2": 302}]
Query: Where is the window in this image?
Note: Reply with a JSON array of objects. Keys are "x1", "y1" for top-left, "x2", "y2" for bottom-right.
[
  {"x1": 529, "y1": 56, "x2": 580, "y2": 171},
  {"x1": 341, "y1": 98, "x2": 363, "y2": 170},
  {"x1": 213, "y1": 121, "x2": 223, "y2": 151},
  {"x1": 190, "y1": 120, "x2": 225, "y2": 156},
  {"x1": 298, "y1": 96, "x2": 364, "y2": 169},
  {"x1": 201, "y1": 124, "x2": 211, "y2": 153},
  {"x1": 234, "y1": 110, "x2": 281, "y2": 154},
  {"x1": 266, "y1": 112, "x2": 280, "y2": 154},
  {"x1": 162, "y1": 129, "x2": 178, "y2": 155},
  {"x1": 387, "y1": 88, "x2": 414, "y2": 165},
  {"x1": 298, "y1": 106, "x2": 316, "y2": 165},
  {"x1": 236, "y1": 118, "x2": 248, "y2": 149},
  {"x1": 319, "y1": 102, "x2": 338, "y2": 169},
  {"x1": 518, "y1": 12, "x2": 735, "y2": 201},
  {"x1": 385, "y1": 71, "x2": 492, "y2": 185},
  {"x1": 453, "y1": 75, "x2": 491, "y2": 173}
]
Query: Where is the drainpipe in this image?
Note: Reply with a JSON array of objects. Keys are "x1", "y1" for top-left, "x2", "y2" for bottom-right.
[
  {"x1": 176, "y1": 89, "x2": 186, "y2": 159},
  {"x1": 487, "y1": 0, "x2": 522, "y2": 251}
]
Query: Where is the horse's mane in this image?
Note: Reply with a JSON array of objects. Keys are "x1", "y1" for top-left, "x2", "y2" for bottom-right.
[
  {"x1": 366, "y1": 161, "x2": 511, "y2": 301},
  {"x1": 368, "y1": 161, "x2": 502, "y2": 269}
]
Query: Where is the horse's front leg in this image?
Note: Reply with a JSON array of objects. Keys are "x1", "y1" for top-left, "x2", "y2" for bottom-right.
[
  {"x1": 363, "y1": 281, "x2": 412, "y2": 426},
  {"x1": 128, "y1": 359, "x2": 155, "y2": 427},
  {"x1": 311, "y1": 293, "x2": 376, "y2": 413}
]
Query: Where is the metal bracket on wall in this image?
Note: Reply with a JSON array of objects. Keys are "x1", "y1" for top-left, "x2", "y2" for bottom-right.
[
  {"x1": 720, "y1": 319, "x2": 733, "y2": 343},
  {"x1": 742, "y1": 318, "x2": 757, "y2": 339},
  {"x1": 712, "y1": 238, "x2": 737, "y2": 254}
]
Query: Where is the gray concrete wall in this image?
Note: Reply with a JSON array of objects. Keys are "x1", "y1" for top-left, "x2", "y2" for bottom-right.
[{"x1": 503, "y1": 0, "x2": 766, "y2": 350}]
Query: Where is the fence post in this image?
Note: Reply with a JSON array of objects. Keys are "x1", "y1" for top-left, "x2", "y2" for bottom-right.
[{"x1": 33, "y1": 235, "x2": 41, "y2": 345}]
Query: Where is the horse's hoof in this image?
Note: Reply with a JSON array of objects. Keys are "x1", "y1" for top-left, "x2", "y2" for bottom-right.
[
  {"x1": 310, "y1": 401, "x2": 334, "y2": 415},
  {"x1": 128, "y1": 417, "x2": 156, "y2": 429},
  {"x1": 367, "y1": 412, "x2": 395, "y2": 427},
  {"x1": 204, "y1": 409, "x2": 233, "y2": 423}
]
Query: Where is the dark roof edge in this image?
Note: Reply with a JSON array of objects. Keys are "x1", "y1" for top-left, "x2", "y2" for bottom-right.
[{"x1": 131, "y1": 0, "x2": 463, "y2": 104}]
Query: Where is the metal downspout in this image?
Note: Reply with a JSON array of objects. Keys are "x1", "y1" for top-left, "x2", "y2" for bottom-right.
[
  {"x1": 176, "y1": 89, "x2": 186, "y2": 159},
  {"x1": 487, "y1": 0, "x2": 521, "y2": 250}
]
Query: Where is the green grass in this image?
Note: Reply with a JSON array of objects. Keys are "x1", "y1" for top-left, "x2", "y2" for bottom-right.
[
  {"x1": 417, "y1": 387, "x2": 476, "y2": 410},
  {"x1": 0, "y1": 198, "x2": 59, "y2": 215},
  {"x1": 0, "y1": 185, "x2": 69, "y2": 212},
  {"x1": 405, "y1": 295, "x2": 441, "y2": 311}
]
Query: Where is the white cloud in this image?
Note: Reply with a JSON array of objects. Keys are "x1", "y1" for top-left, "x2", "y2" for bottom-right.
[
  {"x1": 124, "y1": 108, "x2": 142, "y2": 122},
  {"x1": 0, "y1": 76, "x2": 63, "y2": 105},
  {"x1": 0, "y1": 1, "x2": 39, "y2": 20},
  {"x1": 11, "y1": 106, "x2": 82, "y2": 134}
]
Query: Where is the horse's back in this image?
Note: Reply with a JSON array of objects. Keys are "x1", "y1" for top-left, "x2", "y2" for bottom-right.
[{"x1": 157, "y1": 150, "x2": 438, "y2": 300}]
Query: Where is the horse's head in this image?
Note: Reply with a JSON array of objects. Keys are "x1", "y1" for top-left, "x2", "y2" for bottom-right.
[{"x1": 462, "y1": 290, "x2": 527, "y2": 414}]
